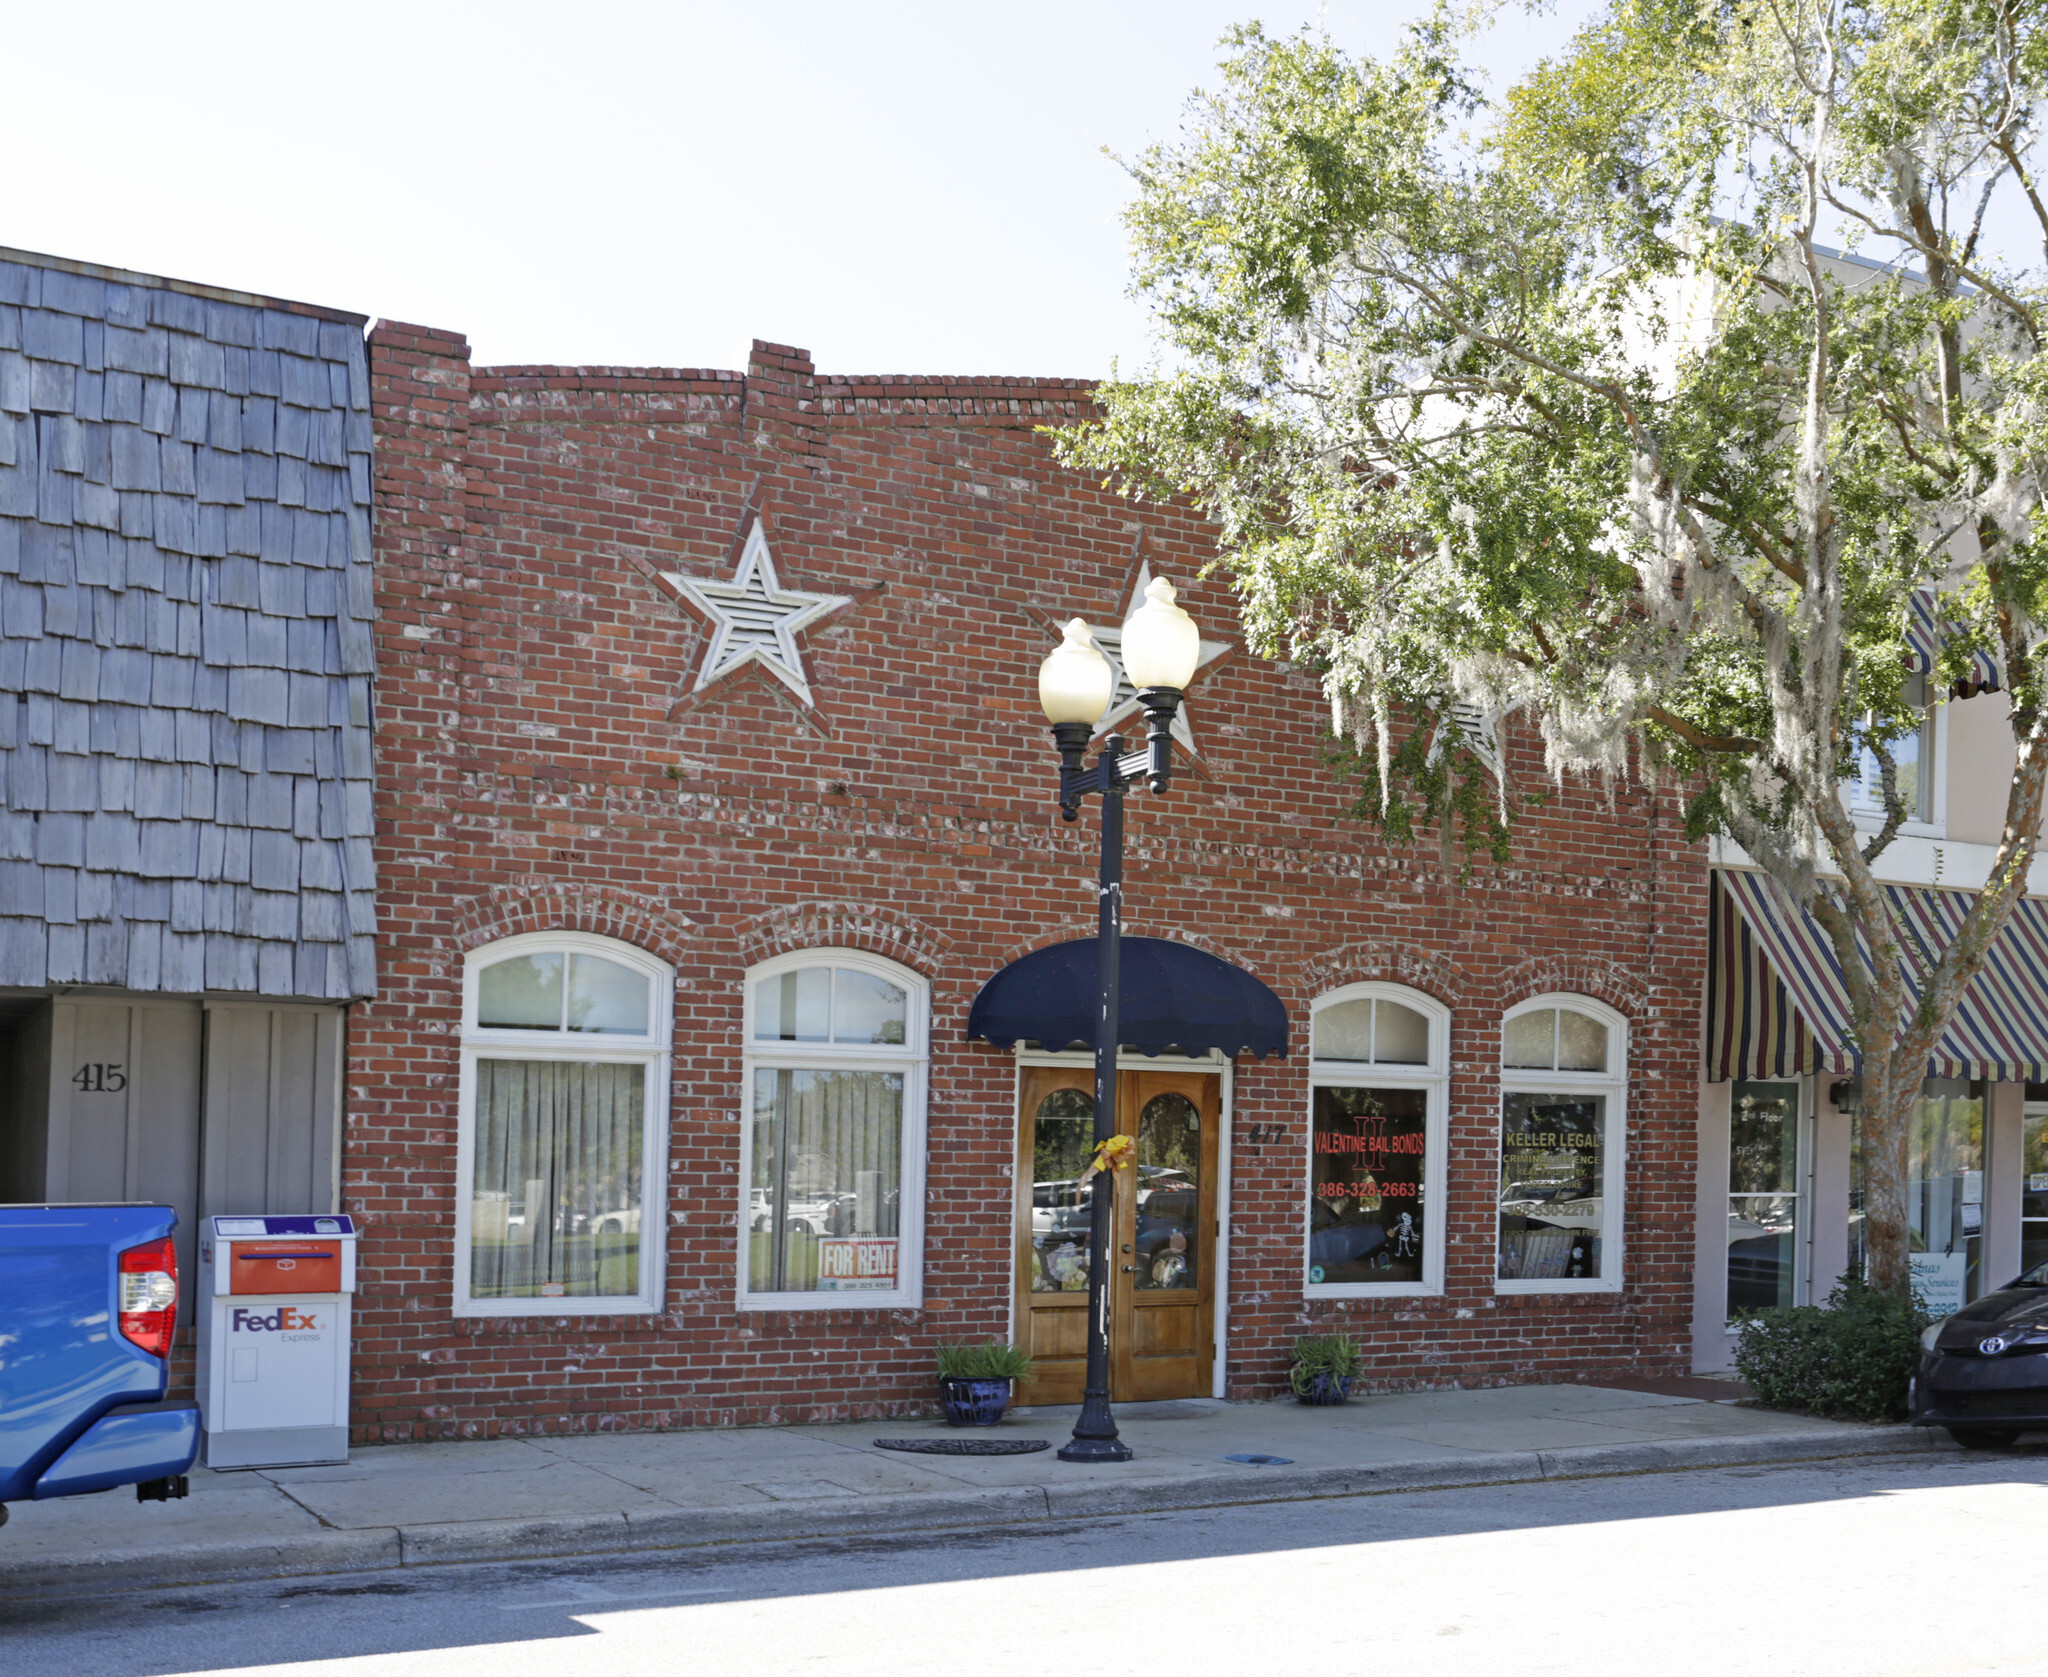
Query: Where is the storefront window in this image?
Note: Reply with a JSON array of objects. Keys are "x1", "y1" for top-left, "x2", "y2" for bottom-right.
[
  {"x1": 1910, "y1": 1078, "x2": 1984, "y2": 1311},
  {"x1": 456, "y1": 933, "x2": 672, "y2": 1317},
  {"x1": 1305, "y1": 984, "x2": 1447, "y2": 1295},
  {"x1": 1311, "y1": 1086, "x2": 1428, "y2": 1283},
  {"x1": 1728, "y1": 1081, "x2": 1803, "y2": 1318},
  {"x1": 1848, "y1": 1079, "x2": 1989, "y2": 1305},
  {"x1": 741, "y1": 951, "x2": 927, "y2": 1309},
  {"x1": 2024, "y1": 1088, "x2": 2048, "y2": 1279},
  {"x1": 1498, "y1": 996, "x2": 1626, "y2": 1291}
]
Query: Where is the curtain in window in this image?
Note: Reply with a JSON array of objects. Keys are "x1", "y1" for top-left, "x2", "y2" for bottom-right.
[
  {"x1": 472, "y1": 1059, "x2": 645, "y2": 1299},
  {"x1": 750, "y1": 1068, "x2": 903, "y2": 1293}
]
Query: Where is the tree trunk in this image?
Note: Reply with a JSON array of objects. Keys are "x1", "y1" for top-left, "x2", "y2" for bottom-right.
[{"x1": 1860, "y1": 1063, "x2": 1917, "y2": 1297}]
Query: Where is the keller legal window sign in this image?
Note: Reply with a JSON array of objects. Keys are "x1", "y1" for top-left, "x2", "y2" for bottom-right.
[
  {"x1": 1310, "y1": 1087, "x2": 1428, "y2": 1284},
  {"x1": 1497, "y1": 1095, "x2": 1605, "y2": 1278},
  {"x1": 1496, "y1": 996, "x2": 1627, "y2": 1293}
]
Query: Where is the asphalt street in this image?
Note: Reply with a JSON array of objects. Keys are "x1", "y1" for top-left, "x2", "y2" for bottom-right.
[{"x1": 5, "y1": 1448, "x2": 2045, "y2": 1677}]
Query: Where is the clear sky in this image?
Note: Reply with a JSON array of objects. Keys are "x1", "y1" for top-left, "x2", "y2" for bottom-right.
[{"x1": 7, "y1": 1, "x2": 1597, "y2": 378}]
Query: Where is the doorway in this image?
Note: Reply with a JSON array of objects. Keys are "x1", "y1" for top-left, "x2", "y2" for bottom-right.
[{"x1": 1013, "y1": 1064, "x2": 1220, "y2": 1404}]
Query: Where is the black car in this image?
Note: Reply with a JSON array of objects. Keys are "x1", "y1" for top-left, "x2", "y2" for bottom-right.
[{"x1": 1911, "y1": 1258, "x2": 2048, "y2": 1446}]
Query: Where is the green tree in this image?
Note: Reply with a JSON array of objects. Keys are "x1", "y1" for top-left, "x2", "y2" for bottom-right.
[{"x1": 1061, "y1": 0, "x2": 2048, "y2": 1295}]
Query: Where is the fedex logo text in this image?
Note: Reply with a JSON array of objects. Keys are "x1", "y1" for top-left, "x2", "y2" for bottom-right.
[{"x1": 232, "y1": 1306, "x2": 321, "y2": 1333}]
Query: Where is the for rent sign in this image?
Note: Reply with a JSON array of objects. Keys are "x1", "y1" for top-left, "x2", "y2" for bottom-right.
[{"x1": 816, "y1": 1237, "x2": 897, "y2": 1291}]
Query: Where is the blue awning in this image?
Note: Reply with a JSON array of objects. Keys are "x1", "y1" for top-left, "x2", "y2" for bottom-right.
[{"x1": 966, "y1": 937, "x2": 1289, "y2": 1059}]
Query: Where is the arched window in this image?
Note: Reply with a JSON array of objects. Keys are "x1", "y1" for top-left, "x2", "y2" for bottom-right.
[
  {"x1": 1305, "y1": 983, "x2": 1449, "y2": 1296},
  {"x1": 741, "y1": 949, "x2": 929, "y2": 1310},
  {"x1": 454, "y1": 932, "x2": 673, "y2": 1317},
  {"x1": 1497, "y1": 994, "x2": 1627, "y2": 1293}
]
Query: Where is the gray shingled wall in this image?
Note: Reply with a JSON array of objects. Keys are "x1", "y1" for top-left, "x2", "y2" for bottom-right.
[{"x1": 0, "y1": 253, "x2": 376, "y2": 999}]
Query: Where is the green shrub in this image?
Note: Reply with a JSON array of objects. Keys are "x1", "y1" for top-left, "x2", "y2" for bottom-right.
[
  {"x1": 1733, "y1": 1275, "x2": 1933, "y2": 1421},
  {"x1": 935, "y1": 1341, "x2": 1033, "y2": 1381},
  {"x1": 1288, "y1": 1333, "x2": 1364, "y2": 1396}
]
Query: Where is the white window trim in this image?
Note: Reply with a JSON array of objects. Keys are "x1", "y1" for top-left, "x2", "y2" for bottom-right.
[
  {"x1": 1304, "y1": 982, "x2": 1450, "y2": 1299},
  {"x1": 453, "y1": 930, "x2": 674, "y2": 1319},
  {"x1": 1496, "y1": 992, "x2": 1629, "y2": 1296},
  {"x1": 738, "y1": 947, "x2": 929, "y2": 1312}
]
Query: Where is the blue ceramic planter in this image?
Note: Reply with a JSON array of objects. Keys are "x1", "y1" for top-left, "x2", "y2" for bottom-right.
[
  {"x1": 940, "y1": 1377, "x2": 1013, "y2": 1426},
  {"x1": 1293, "y1": 1372, "x2": 1354, "y2": 1407}
]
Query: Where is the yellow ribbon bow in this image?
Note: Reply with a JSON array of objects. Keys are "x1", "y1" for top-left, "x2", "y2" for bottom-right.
[{"x1": 1075, "y1": 1133, "x2": 1135, "y2": 1188}]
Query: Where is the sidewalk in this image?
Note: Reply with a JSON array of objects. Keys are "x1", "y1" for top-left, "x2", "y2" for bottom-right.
[{"x1": 0, "y1": 1382, "x2": 1934, "y2": 1597}]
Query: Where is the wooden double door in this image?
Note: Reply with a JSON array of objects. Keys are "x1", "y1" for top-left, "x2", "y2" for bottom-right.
[{"x1": 1014, "y1": 1065, "x2": 1220, "y2": 1405}]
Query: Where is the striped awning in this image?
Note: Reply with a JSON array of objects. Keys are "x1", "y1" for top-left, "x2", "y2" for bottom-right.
[
  {"x1": 1706, "y1": 872, "x2": 1829, "y2": 1079},
  {"x1": 1707, "y1": 868, "x2": 2048, "y2": 1082},
  {"x1": 1906, "y1": 588, "x2": 2002, "y2": 693}
]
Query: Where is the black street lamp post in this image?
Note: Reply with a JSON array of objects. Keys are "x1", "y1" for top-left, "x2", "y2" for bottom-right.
[{"x1": 1036, "y1": 580, "x2": 1203, "y2": 1465}]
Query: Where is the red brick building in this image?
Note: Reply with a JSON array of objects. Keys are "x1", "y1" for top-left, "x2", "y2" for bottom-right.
[{"x1": 351, "y1": 326, "x2": 1708, "y2": 1442}]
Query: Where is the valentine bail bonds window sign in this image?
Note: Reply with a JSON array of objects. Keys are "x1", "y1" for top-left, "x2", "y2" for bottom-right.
[{"x1": 1309, "y1": 1087, "x2": 1428, "y2": 1284}]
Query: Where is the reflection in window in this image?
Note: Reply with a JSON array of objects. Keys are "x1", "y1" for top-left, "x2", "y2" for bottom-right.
[
  {"x1": 1136, "y1": 1094, "x2": 1201, "y2": 1291},
  {"x1": 1502, "y1": 1007, "x2": 1608, "y2": 1072},
  {"x1": 749, "y1": 1069, "x2": 904, "y2": 1294},
  {"x1": 479, "y1": 953, "x2": 563, "y2": 1029},
  {"x1": 754, "y1": 966, "x2": 908, "y2": 1046},
  {"x1": 2024, "y1": 1088, "x2": 2048, "y2": 1279},
  {"x1": 1728, "y1": 1082, "x2": 1801, "y2": 1318},
  {"x1": 1848, "y1": 675, "x2": 1931, "y2": 821},
  {"x1": 1311, "y1": 1086, "x2": 1427, "y2": 1284},
  {"x1": 478, "y1": 951, "x2": 649, "y2": 1035},
  {"x1": 1029, "y1": 1088, "x2": 1094, "y2": 1293},
  {"x1": 1311, "y1": 998, "x2": 1430, "y2": 1064},
  {"x1": 567, "y1": 956, "x2": 650, "y2": 1033},
  {"x1": 1910, "y1": 1078, "x2": 1984, "y2": 1306},
  {"x1": 1498, "y1": 1093, "x2": 1605, "y2": 1281},
  {"x1": 469, "y1": 1060, "x2": 645, "y2": 1300}
]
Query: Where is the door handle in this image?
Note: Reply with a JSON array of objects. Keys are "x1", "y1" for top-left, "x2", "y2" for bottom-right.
[{"x1": 1121, "y1": 1264, "x2": 1139, "y2": 1273}]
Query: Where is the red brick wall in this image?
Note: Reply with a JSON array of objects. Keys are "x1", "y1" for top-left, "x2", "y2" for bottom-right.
[{"x1": 350, "y1": 330, "x2": 1709, "y2": 1441}]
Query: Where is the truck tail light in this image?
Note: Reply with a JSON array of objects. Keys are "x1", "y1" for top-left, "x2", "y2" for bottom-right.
[{"x1": 118, "y1": 1236, "x2": 178, "y2": 1358}]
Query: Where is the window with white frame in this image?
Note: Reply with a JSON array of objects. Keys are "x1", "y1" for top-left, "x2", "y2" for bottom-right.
[
  {"x1": 741, "y1": 950, "x2": 928, "y2": 1310},
  {"x1": 1305, "y1": 983, "x2": 1449, "y2": 1295},
  {"x1": 455, "y1": 932, "x2": 673, "y2": 1317},
  {"x1": 1497, "y1": 995, "x2": 1627, "y2": 1291},
  {"x1": 1848, "y1": 674, "x2": 1934, "y2": 823}
]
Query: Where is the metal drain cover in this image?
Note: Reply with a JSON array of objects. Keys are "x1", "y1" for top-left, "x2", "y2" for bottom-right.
[
  {"x1": 1222, "y1": 1453, "x2": 1295, "y2": 1465},
  {"x1": 873, "y1": 1437, "x2": 1054, "y2": 1456}
]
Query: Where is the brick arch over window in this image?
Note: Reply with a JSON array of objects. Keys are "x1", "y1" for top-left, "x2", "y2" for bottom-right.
[
  {"x1": 1300, "y1": 941, "x2": 1467, "y2": 1011},
  {"x1": 452, "y1": 884, "x2": 697, "y2": 968},
  {"x1": 736, "y1": 901, "x2": 950, "y2": 978},
  {"x1": 1486, "y1": 954, "x2": 1653, "y2": 1023}
]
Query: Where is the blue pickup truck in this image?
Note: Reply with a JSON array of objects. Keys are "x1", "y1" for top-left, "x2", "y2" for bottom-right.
[{"x1": 0, "y1": 1203, "x2": 200, "y2": 1527}]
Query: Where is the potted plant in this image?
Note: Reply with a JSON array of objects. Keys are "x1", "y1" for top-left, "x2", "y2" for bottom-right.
[
  {"x1": 1288, "y1": 1333, "x2": 1363, "y2": 1406},
  {"x1": 935, "y1": 1341, "x2": 1034, "y2": 1425}
]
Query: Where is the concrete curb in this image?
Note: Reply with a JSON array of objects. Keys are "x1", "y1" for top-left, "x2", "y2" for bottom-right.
[{"x1": 0, "y1": 1423, "x2": 1935, "y2": 1598}]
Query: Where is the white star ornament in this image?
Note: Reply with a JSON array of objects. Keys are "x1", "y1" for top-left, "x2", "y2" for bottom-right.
[{"x1": 661, "y1": 522, "x2": 850, "y2": 708}]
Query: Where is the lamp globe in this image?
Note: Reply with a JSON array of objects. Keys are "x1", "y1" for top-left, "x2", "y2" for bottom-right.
[
  {"x1": 1121, "y1": 577, "x2": 1201, "y2": 691},
  {"x1": 1039, "y1": 618, "x2": 1116, "y2": 725}
]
